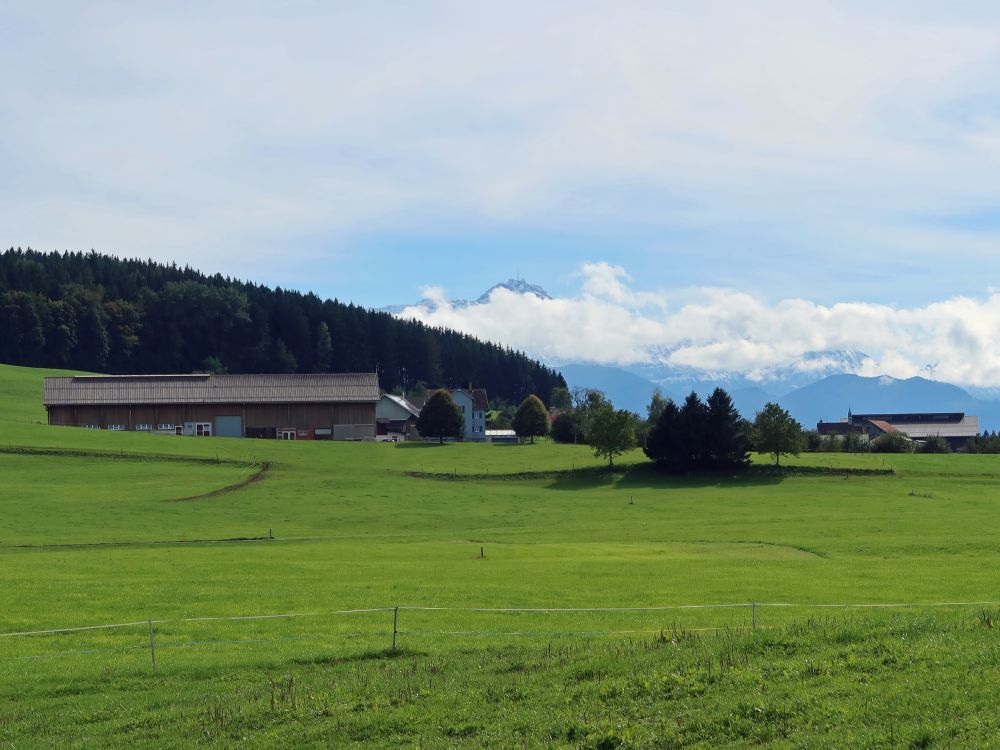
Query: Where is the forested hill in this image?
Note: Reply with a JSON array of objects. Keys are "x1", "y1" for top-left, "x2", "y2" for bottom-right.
[{"x1": 0, "y1": 249, "x2": 565, "y2": 404}]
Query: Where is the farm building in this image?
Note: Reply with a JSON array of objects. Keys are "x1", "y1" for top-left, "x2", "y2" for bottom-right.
[
  {"x1": 43, "y1": 373, "x2": 379, "y2": 440},
  {"x1": 375, "y1": 393, "x2": 421, "y2": 442},
  {"x1": 819, "y1": 412, "x2": 979, "y2": 450}
]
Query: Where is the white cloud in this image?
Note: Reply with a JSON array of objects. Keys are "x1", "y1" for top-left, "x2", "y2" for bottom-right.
[
  {"x1": 5, "y1": 0, "x2": 1000, "y2": 289},
  {"x1": 396, "y1": 261, "x2": 1000, "y2": 388}
]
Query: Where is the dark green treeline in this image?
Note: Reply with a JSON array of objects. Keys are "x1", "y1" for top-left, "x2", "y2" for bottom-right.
[{"x1": 0, "y1": 248, "x2": 565, "y2": 403}]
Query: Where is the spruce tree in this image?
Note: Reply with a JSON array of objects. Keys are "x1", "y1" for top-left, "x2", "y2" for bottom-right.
[
  {"x1": 705, "y1": 388, "x2": 750, "y2": 469},
  {"x1": 644, "y1": 399, "x2": 685, "y2": 472}
]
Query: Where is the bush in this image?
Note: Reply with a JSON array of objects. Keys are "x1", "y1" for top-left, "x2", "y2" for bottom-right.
[
  {"x1": 551, "y1": 412, "x2": 581, "y2": 444},
  {"x1": 870, "y1": 432, "x2": 912, "y2": 453},
  {"x1": 917, "y1": 436, "x2": 951, "y2": 454},
  {"x1": 816, "y1": 435, "x2": 843, "y2": 452}
]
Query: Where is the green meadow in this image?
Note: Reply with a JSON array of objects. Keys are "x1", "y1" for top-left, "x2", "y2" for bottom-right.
[{"x1": 2, "y1": 363, "x2": 1000, "y2": 748}]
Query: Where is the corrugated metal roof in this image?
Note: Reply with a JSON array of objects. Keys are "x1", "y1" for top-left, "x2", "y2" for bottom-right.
[
  {"x1": 381, "y1": 393, "x2": 421, "y2": 417},
  {"x1": 43, "y1": 373, "x2": 380, "y2": 406},
  {"x1": 890, "y1": 416, "x2": 979, "y2": 439},
  {"x1": 863, "y1": 416, "x2": 980, "y2": 439}
]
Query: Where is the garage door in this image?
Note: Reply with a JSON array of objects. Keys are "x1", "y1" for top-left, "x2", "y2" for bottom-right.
[{"x1": 214, "y1": 415, "x2": 243, "y2": 438}]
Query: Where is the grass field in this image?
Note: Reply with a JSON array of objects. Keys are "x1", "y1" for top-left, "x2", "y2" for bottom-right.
[{"x1": 2, "y1": 363, "x2": 1000, "y2": 747}]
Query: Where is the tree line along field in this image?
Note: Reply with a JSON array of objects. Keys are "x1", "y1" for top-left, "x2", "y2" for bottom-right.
[{"x1": 3, "y1": 362, "x2": 1000, "y2": 747}]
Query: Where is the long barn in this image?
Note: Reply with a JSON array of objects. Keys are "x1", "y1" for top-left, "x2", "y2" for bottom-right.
[{"x1": 43, "y1": 373, "x2": 379, "y2": 440}]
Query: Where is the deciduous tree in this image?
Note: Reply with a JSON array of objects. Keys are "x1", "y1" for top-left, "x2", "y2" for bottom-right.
[
  {"x1": 513, "y1": 394, "x2": 549, "y2": 444},
  {"x1": 416, "y1": 390, "x2": 464, "y2": 444},
  {"x1": 753, "y1": 402, "x2": 804, "y2": 466},
  {"x1": 589, "y1": 405, "x2": 637, "y2": 467}
]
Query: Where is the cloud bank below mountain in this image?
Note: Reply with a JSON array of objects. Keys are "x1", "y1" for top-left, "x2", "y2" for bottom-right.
[{"x1": 395, "y1": 262, "x2": 1000, "y2": 388}]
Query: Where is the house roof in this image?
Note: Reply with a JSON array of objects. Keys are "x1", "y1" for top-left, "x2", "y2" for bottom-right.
[
  {"x1": 455, "y1": 388, "x2": 489, "y2": 410},
  {"x1": 380, "y1": 393, "x2": 421, "y2": 417},
  {"x1": 866, "y1": 420, "x2": 899, "y2": 434},
  {"x1": 43, "y1": 373, "x2": 381, "y2": 406}
]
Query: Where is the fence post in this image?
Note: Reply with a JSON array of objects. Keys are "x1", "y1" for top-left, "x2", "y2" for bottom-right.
[
  {"x1": 391, "y1": 607, "x2": 399, "y2": 651},
  {"x1": 148, "y1": 620, "x2": 157, "y2": 672},
  {"x1": 751, "y1": 601, "x2": 757, "y2": 631}
]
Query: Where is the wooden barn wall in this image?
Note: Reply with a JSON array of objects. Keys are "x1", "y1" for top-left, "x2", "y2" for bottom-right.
[{"x1": 49, "y1": 402, "x2": 376, "y2": 431}]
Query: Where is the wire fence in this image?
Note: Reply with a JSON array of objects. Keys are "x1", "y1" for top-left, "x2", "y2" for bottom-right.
[{"x1": 3, "y1": 600, "x2": 999, "y2": 672}]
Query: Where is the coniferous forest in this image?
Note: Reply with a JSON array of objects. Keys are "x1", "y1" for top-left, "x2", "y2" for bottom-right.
[{"x1": 0, "y1": 248, "x2": 565, "y2": 404}]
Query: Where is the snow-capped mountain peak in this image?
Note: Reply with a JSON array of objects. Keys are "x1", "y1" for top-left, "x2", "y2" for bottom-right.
[
  {"x1": 476, "y1": 278, "x2": 552, "y2": 303},
  {"x1": 382, "y1": 278, "x2": 552, "y2": 314}
]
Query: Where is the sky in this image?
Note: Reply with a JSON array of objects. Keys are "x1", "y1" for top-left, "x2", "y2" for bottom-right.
[{"x1": 5, "y1": 2, "x2": 1000, "y2": 382}]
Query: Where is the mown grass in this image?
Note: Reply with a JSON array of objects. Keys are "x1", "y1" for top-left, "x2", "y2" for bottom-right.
[{"x1": 2, "y1": 363, "x2": 1000, "y2": 747}]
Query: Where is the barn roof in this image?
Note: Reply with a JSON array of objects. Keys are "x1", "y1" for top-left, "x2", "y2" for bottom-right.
[{"x1": 43, "y1": 373, "x2": 380, "y2": 406}]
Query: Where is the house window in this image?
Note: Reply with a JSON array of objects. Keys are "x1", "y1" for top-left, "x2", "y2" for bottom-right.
[
  {"x1": 135, "y1": 424, "x2": 152, "y2": 431},
  {"x1": 107, "y1": 424, "x2": 125, "y2": 431},
  {"x1": 195, "y1": 423, "x2": 212, "y2": 437},
  {"x1": 279, "y1": 429, "x2": 296, "y2": 440},
  {"x1": 81, "y1": 424, "x2": 99, "y2": 430},
  {"x1": 157, "y1": 424, "x2": 175, "y2": 431}
]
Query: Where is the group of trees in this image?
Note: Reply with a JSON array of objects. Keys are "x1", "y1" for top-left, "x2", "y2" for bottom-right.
[
  {"x1": 419, "y1": 381, "x2": 815, "y2": 471},
  {"x1": 548, "y1": 389, "x2": 636, "y2": 465},
  {"x1": 965, "y1": 432, "x2": 1000, "y2": 454},
  {"x1": 644, "y1": 389, "x2": 749, "y2": 472},
  {"x1": 643, "y1": 392, "x2": 805, "y2": 471},
  {"x1": 551, "y1": 385, "x2": 805, "y2": 469},
  {"x1": 0, "y1": 248, "x2": 564, "y2": 404}
]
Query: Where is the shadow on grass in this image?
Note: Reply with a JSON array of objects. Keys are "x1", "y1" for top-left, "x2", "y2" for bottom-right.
[
  {"x1": 608, "y1": 462, "x2": 893, "y2": 491},
  {"x1": 401, "y1": 460, "x2": 893, "y2": 488},
  {"x1": 293, "y1": 647, "x2": 424, "y2": 666}
]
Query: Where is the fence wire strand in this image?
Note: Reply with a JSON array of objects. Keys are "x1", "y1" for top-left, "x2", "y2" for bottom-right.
[{"x1": 4, "y1": 599, "x2": 999, "y2": 664}]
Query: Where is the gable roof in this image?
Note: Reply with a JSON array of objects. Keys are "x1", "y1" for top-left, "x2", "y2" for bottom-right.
[
  {"x1": 43, "y1": 373, "x2": 380, "y2": 406},
  {"x1": 380, "y1": 393, "x2": 421, "y2": 417},
  {"x1": 455, "y1": 388, "x2": 489, "y2": 410}
]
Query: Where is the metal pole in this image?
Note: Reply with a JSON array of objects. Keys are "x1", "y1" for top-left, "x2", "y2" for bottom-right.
[
  {"x1": 391, "y1": 607, "x2": 399, "y2": 651},
  {"x1": 148, "y1": 620, "x2": 157, "y2": 672},
  {"x1": 752, "y1": 601, "x2": 757, "y2": 631}
]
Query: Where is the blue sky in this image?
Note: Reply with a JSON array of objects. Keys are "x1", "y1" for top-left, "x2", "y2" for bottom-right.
[{"x1": 6, "y1": 2, "x2": 1000, "y2": 381}]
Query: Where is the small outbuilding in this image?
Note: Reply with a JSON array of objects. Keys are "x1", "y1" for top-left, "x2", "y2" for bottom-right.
[{"x1": 375, "y1": 393, "x2": 421, "y2": 442}]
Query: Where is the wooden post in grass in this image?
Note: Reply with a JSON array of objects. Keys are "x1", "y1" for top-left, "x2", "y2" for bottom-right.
[
  {"x1": 751, "y1": 601, "x2": 757, "y2": 631},
  {"x1": 391, "y1": 607, "x2": 399, "y2": 651},
  {"x1": 148, "y1": 620, "x2": 157, "y2": 672}
]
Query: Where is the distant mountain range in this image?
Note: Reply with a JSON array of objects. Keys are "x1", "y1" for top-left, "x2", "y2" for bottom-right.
[
  {"x1": 559, "y1": 366, "x2": 1000, "y2": 432},
  {"x1": 383, "y1": 278, "x2": 1000, "y2": 431},
  {"x1": 626, "y1": 349, "x2": 874, "y2": 394}
]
